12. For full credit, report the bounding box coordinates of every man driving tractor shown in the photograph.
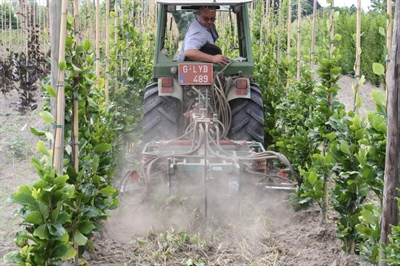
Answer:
[177,6,231,67]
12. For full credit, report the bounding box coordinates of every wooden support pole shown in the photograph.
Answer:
[286,0,292,88]
[329,0,335,57]
[53,0,68,174]
[296,0,301,81]
[379,2,400,265]
[105,0,110,105]
[276,0,282,64]
[114,0,118,93]
[287,0,292,58]
[72,0,80,172]
[95,0,100,78]
[310,0,317,67]
[50,0,61,150]
[385,0,393,108]
[353,0,361,114]
[258,0,264,61]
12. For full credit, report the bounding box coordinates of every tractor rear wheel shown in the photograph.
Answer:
[143,83,182,143]
[228,83,264,143]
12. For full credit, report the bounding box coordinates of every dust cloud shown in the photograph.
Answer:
[103,169,294,246]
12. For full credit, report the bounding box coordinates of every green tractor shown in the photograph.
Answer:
[120,1,300,212]
[143,0,264,144]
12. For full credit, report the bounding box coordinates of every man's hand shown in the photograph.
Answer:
[212,54,231,67]
[184,49,231,67]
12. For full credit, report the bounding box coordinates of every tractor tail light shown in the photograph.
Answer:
[161,77,174,93]
[235,78,249,95]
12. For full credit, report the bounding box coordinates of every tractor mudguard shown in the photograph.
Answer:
[157,78,183,101]
[226,77,251,101]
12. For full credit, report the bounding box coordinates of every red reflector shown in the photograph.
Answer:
[235,79,248,89]
[236,88,248,95]
[162,86,174,93]
[162,77,173,87]
[161,78,174,93]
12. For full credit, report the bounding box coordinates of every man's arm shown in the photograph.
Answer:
[184,49,230,67]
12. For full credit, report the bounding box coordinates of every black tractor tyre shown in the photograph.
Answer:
[143,83,182,143]
[228,83,264,143]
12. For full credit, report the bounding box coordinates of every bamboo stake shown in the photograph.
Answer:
[1,4,3,51]
[72,0,80,173]
[296,0,301,81]
[258,0,264,61]
[323,0,335,226]
[265,0,270,45]
[385,0,393,109]
[269,0,274,35]
[72,2,80,263]
[1,4,4,61]
[105,0,110,105]
[287,0,292,58]
[310,0,317,67]
[120,0,124,77]
[50,0,61,135]
[86,0,91,40]
[47,0,50,30]
[8,0,12,54]
[114,0,118,93]
[353,0,361,114]
[53,0,67,174]
[277,0,282,65]
[95,0,100,78]
[286,0,292,88]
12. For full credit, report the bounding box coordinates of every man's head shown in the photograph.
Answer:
[198,6,216,29]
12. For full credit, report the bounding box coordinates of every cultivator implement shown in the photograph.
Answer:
[119,110,301,217]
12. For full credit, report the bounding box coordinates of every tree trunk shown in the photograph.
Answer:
[379,0,400,265]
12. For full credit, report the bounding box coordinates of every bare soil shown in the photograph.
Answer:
[0,76,381,265]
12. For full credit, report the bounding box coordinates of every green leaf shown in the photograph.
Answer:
[37,140,50,156]
[372,90,386,108]
[45,85,57,97]
[359,209,376,225]
[78,221,96,234]
[50,244,76,259]
[333,34,342,41]
[34,224,50,240]
[355,92,362,108]
[25,211,44,225]
[86,54,93,64]
[97,78,105,88]
[379,26,385,36]
[100,186,117,196]
[8,191,37,207]
[308,171,318,185]
[93,143,111,153]
[49,224,68,238]
[54,175,69,186]
[71,63,82,72]
[67,13,74,24]
[339,140,351,155]
[74,230,88,246]
[59,61,67,71]
[40,111,55,124]
[373,63,385,76]
[3,252,23,263]
[55,213,70,225]
[330,67,341,75]
[65,36,74,48]
[83,39,91,51]
[30,126,46,137]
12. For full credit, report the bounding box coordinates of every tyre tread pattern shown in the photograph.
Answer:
[228,83,264,143]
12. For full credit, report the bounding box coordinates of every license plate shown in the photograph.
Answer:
[178,63,213,85]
